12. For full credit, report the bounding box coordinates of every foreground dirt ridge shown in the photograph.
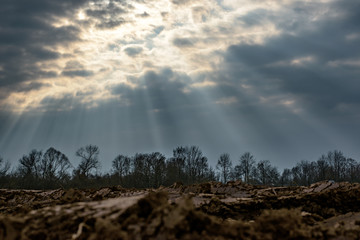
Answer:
[1,181,360,239]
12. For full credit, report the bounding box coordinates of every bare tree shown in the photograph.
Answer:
[235,152,256,184]
[314,150,359,183]
[256,160,279,185]
[112,155,131,184]
[0,155,10,176]
[206,166,218,182]
[316,155,330,181]
[75,145,100,177]
[298,160,313,186]
[169,147,187,183]
[168,146,210,184]
[280,168,292,186]
[18,149,42,178]
[197,155,209,182]
[291,165,301,185]
[184,146,208,184]
[132,153,146,188]
[166,158,185,185]
[149,152,166,188]
[40,147,72,181]
[0,156,10,177]
[327,150,346,181]
[172,146,187,167]
[346,158,358,182]
[216,153,232,183]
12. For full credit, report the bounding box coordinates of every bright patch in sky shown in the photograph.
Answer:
[0,0,360,170]
[1,0,285,112]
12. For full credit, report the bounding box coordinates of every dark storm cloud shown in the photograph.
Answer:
[0,0,133,98]
[0,44,61,88]
[222,0,360,118]
[124,47,143,56]
[0,0,88,95]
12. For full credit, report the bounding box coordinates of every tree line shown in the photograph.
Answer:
[216,150,360,186]
[0,145,215,189]
[0,146,359,189]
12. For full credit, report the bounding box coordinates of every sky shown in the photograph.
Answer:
[0,0,360,172]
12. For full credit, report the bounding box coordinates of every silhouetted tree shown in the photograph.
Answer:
[18,149,42,179]
[0,155,10,188]
[40,147,72,183]
[172,146,187,171]
[235,152,256,184]
[166,159,184,185]
[216,153,232,183]
[16,149,42,188]
[3,146,360,190]
[327,150,346,181]
[316,155,330,182]
[0,155,10,176]
[165,147,186,185]
[112,154,131,185]
[132,153,147,188]
[346,158,358,182]
[280,168,292,186]
[149,152,166,188]
[196,155,209,182]
[291,165,301,185]
[184,146,208,184]
[256,160,279,185]
[297,160,313,186]
[75,145,100,178]
[206,166,218,182]
[166,146,212,184]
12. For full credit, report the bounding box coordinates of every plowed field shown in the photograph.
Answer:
[1,181,360,239]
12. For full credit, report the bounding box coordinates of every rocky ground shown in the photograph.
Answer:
[1,180,360,239]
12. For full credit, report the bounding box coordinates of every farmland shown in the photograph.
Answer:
[1,180,360,239]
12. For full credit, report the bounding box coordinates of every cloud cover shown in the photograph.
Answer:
[0,0,360,170]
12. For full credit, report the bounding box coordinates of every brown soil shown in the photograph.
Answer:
[1,180,360,239]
